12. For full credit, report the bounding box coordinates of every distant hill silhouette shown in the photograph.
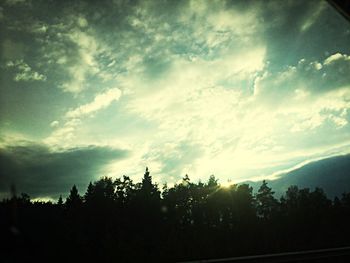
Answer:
[244,154,350,198]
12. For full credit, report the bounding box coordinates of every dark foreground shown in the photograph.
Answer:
[1,170,350,262]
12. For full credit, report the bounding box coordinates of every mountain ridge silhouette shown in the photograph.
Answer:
[242,154,350,198]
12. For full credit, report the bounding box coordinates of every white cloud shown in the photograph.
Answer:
[30,22,48,34]
[62,65,87,93]
[330,115,348,128]
[14,71,46,82]
[181,0,259,36]
[300,2,326,32]
[117,50,350,183]
[6,60,46,82]
[50,121,59,128]
[324,53,350,65]
[254,54,350,105]
[77,16,88,28]
[115,45,268,182]
[66,88,122,118]
[45,88,122,146]
[60,30,102,93]
[44,118,82,146]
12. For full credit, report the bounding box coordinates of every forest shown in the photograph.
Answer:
[1,167,350,262]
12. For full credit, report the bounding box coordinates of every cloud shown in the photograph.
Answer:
[50,121,59,128]
[254,53,350,102]
[45,88,122,146]
[6,60,46,82]
[60,29,101,93]
[324,53,350,65]
[2,9,106,94]
[97,1,349,184]
[114,46,265,182]
[1,0,349,188]
[255,0,344,68]
[300,2,326,32]
[120,52,350,183]
[250,55,350,148]
[44,119,81,146]
[77,16,88,28]
[66,88,122,118]
[0,141,129,199]
[30,21,48,34]
[177,0,261,50]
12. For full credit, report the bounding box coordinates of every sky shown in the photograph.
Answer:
[1,0,350,199]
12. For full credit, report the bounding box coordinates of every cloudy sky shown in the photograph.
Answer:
[1,0,350,199]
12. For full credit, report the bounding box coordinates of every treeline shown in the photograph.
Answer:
[1,168,350,262]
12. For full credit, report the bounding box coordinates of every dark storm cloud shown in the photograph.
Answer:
[0,142,129,199]
[257,0,350,69]
[222,0,349,71]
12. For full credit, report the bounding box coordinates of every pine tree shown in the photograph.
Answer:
[84,182,94,203]
[141,167,160,198]
[256,180,278,219]
[66,185,82,210]
[57,195,63,207]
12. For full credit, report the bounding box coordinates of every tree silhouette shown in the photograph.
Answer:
[256,180,278,219]
[57,195,63,208]
[1,168,350,262]
[65,185,82,209]
[84,182,94,203]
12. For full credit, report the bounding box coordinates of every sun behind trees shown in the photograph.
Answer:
[1,168,350,262]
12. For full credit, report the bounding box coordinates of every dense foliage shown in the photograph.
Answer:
[1,168,350,262]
